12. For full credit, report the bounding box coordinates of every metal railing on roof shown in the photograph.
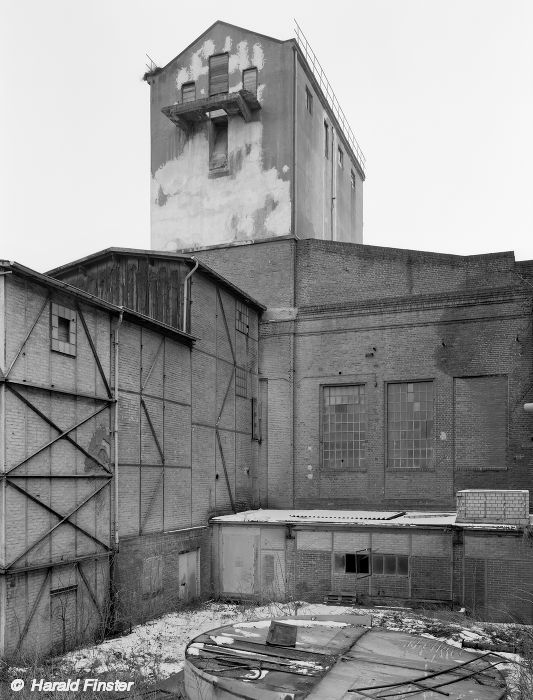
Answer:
[294,20,366,172]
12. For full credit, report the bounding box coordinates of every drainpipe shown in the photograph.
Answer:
[114,308,124,550]
[182,257,199,333]
[331,129,336,240]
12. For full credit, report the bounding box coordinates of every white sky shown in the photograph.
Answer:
[1,0,532,272]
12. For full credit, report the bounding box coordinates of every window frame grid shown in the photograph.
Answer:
[386,379,435,470]
[235,300,249,334]
[321,383,367,471]
[235,366,248,398]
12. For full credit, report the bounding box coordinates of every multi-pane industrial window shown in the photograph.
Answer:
[335,552,409,576]
[387,381,434,469]
[351,170,356,189]
[338,147,344,168]
[236,300,249,334]
[324,121,329,157]
[51,303,77,356]
[243,67,258,95]
[372,553,409,576]
[181,82,196,103]
[209,53,229,96]
[322,385,366,469]
[235,367,247,398]
[306,86,313,114]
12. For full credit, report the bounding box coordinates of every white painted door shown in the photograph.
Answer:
[221,527,258,596]
[179,549,200,604]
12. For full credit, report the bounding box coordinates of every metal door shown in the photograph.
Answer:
[179,549,200,604]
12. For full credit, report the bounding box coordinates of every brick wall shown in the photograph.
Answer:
[294,551,331,602]
[115,528,211,625]
[189,238,533,511]
[457,490,530,525]
[454,377,508,471]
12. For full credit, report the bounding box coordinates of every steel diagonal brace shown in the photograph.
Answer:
[6,384,112,474]
[216,288,236,365]
[140,397,165,463]
[139,467,165,534]
[15,568,51,653]
[76,303,113,398]
[141,337,164,392]
[2,294,50,379]
[5,480,112,570]
[215,429,236,514]
[76,561,103,619]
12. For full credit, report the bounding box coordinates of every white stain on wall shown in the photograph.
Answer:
[223,36,232,53]
[151,121,291,251]
[176,38,264,94]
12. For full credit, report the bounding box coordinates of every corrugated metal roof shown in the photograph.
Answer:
[210,509,528,531]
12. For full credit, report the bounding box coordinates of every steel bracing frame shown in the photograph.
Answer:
[0,296,116,652]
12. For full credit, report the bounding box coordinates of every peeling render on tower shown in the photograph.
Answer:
[146,21,365,251]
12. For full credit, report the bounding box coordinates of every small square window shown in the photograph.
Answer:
[338,147,344,168]
[306,87,313,114]
[57,316,70,343]
[51,303,77,356]
[343,552,370,575]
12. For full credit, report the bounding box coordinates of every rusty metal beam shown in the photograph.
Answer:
[216,366,235,425]
[215,428,236,514]
[216,288,236,365]
[3,294,50,379]
[76,561,103,620]
[7,385,112,474]
[76,303,113,399]
[140,397,165,464]
[15,568,51,653]
[5,480,112,570]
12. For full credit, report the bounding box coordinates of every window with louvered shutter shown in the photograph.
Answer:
[242,67,258,95]
[209,53,229,96]
[181,82,196,103]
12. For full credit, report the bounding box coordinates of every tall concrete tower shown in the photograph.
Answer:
[145,21,365,251]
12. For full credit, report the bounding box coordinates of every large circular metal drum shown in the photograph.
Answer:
[183,613,507,699]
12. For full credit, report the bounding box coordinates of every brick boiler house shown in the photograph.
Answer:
[1,21,533,657]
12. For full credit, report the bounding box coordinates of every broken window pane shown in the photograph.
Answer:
[322,385,366,469]
[387,381,434,469]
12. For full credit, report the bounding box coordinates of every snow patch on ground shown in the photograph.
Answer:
[7,601,528,697]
